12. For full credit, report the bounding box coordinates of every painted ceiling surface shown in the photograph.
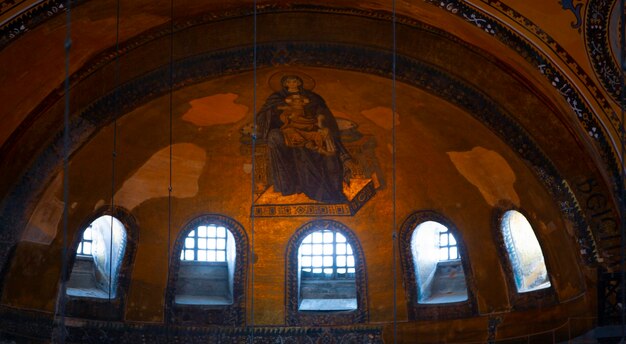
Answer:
[0,0,622,341]
[0,0,623,262]
[2,66,587,325]
[0,1,621,189]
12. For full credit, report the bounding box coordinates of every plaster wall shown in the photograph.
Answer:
[1,68,590,339]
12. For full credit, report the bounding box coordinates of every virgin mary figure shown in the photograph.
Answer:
[257,74,352,203]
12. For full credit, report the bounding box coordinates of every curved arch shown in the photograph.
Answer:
[492,206,557,309]
[0,6,613,277]
[501,210,550,292]
[1,39,598,267]
[585,0,623,105]
[60,205,138,320]
[285,220,368,326]
[165,213,248,326]
[398,210,477,320]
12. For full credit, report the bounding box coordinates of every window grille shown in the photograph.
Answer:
[438,227,459,261]
[76,225,94,256]
[299,229,355,280]
[180,225,228,262]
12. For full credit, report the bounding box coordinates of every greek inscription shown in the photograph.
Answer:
[575,178,618,238]
[586,193,606,211]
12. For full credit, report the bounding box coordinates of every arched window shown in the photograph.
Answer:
[67,215,127,299]
[400,211,476,320]
[500,210,550,293]
[167,215,247,326]
[62,207,137,320]
[175,224,236,305]
[286,220,368,326]
[411,221,467,304]
[298,229,356,311]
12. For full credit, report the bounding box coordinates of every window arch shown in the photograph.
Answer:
[166,214,247,326]
[62,206,137,320]
[298,229,357,311]
[285,220,368,326]
[67,215,126,299]
[411,221,467,304]
[500,209,551,293]
[399,211,476,320]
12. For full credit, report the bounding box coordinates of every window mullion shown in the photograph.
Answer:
[224,233,228,261]
[332,231,337,280]
[194,230,198,261]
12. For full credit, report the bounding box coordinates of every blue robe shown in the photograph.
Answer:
[257,88,350,203]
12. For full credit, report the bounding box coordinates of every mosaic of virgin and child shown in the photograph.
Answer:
[256,74,355,203]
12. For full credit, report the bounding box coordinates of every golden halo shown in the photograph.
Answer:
[268,70,316,92]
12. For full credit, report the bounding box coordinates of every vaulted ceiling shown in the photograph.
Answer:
[1,0,622,266]
[0,0,623,341]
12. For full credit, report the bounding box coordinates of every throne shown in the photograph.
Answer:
[240,118,380,217]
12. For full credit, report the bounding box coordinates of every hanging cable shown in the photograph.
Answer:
[109,0,121,303]
[618,0,626,343]
[250,0,258,338]
[391,0,398,342]
[55,0,72,343]
[166,0,174,338]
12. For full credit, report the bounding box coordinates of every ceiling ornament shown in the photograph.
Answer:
[586,0,624,107]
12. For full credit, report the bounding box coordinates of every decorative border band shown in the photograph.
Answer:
[0,306,383,343]
[0,4,620,193]
[0,42,598,271]
[586,0,623,106]
[425,0,621,196]
[253,180,376,217]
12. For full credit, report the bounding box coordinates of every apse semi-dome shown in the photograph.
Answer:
[0,1,621,343]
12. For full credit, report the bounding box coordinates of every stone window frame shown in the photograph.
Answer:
[492,205,557,310]
[399,210,477,320]
[60,205,138,320]
[165,214,248,326]
[285,220,368,326]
